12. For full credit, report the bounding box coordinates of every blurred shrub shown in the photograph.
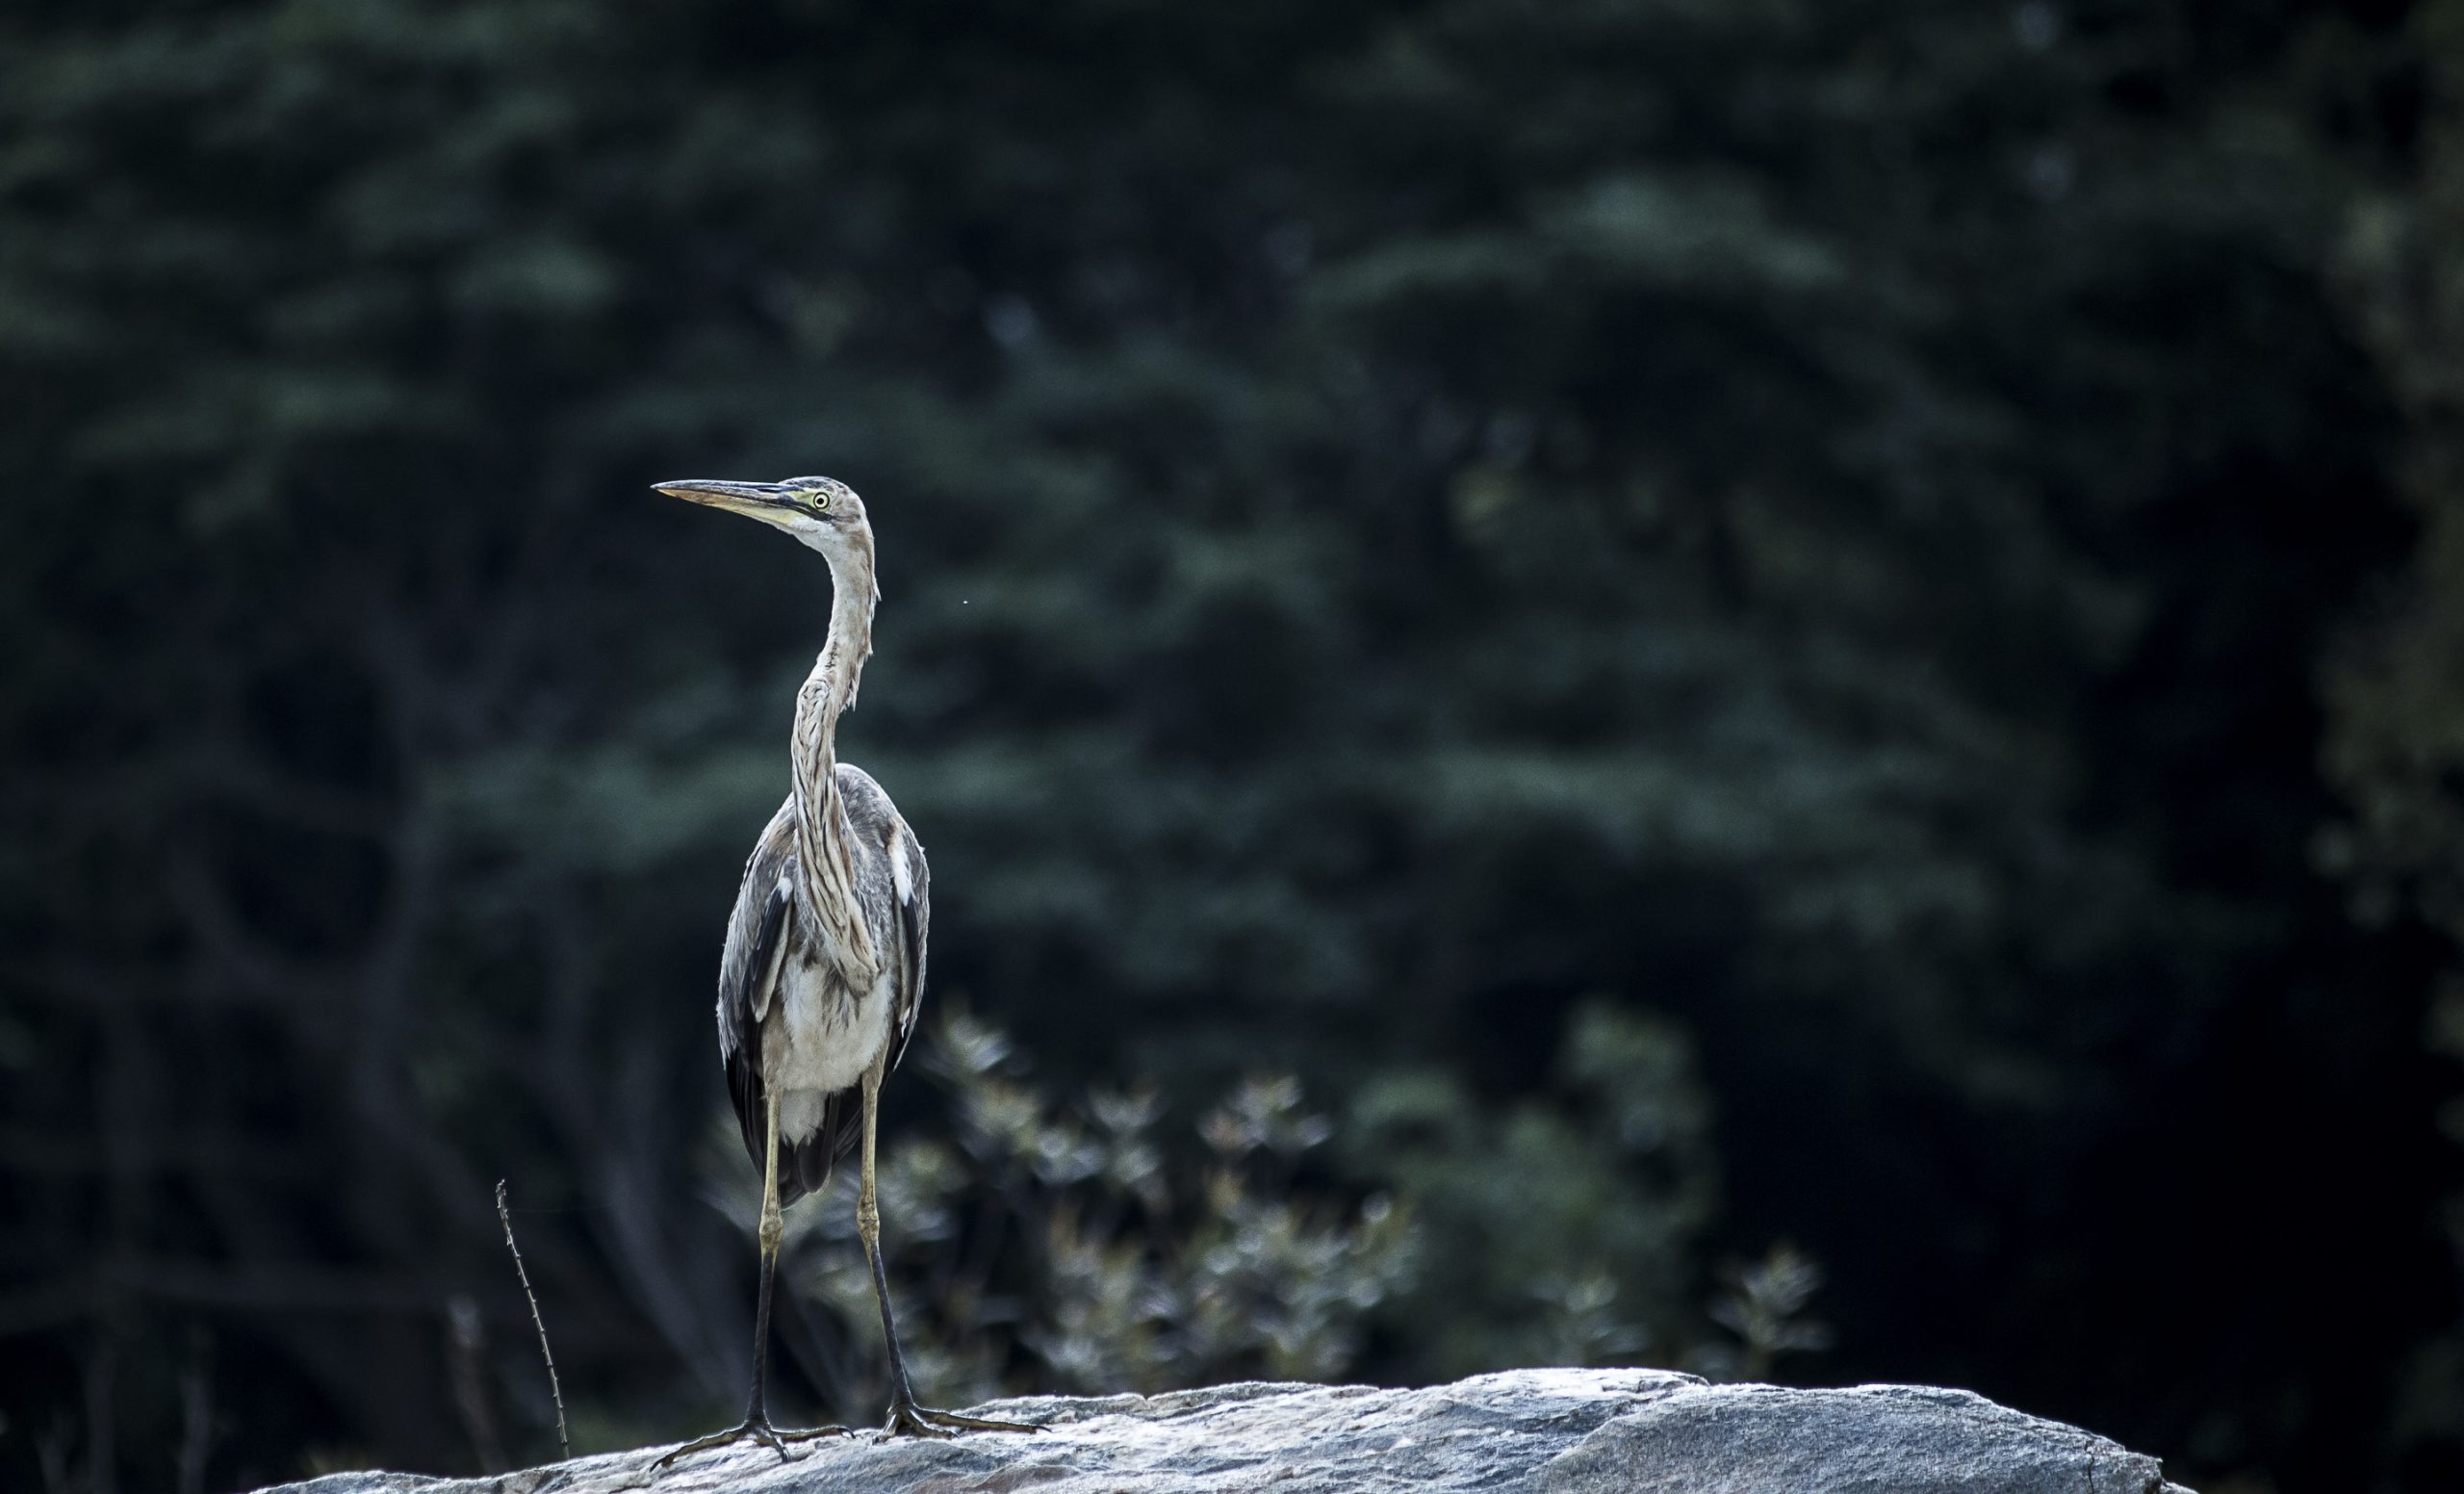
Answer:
[702,1001,1820,1418]
[730,1011,1414,1409]
[1694,1244,1835,1383]
[1343,1000,1718,1377]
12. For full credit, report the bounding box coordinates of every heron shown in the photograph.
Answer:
[650,475,1037,1459]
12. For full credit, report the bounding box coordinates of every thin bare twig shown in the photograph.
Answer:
[496,1180,570,1461]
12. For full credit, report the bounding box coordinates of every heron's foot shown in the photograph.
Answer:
[876,1399,1041,1441]
[654,1416,854,1467]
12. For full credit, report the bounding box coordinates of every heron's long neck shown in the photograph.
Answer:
[790,552,881,977]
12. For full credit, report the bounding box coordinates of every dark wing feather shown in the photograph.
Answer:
[890,822,929,1074]
[719,803,797,1181]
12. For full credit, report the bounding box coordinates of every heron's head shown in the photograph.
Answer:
[654,475,872,570]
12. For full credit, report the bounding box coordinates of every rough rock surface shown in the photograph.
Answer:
[258,1368,2195,1494]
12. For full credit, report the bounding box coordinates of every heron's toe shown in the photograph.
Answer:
[877,1401,1040,1440]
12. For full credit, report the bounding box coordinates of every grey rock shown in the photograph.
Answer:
[254,1368,2195,1494]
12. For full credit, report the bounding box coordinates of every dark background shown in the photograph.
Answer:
[7,2,2464,1491]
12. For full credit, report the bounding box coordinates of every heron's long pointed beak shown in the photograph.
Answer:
[654,478,799,516]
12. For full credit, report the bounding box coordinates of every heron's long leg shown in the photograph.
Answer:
[860,1053,1040,1440]
[745,1089,788,1422]
[655,1091,849,1466]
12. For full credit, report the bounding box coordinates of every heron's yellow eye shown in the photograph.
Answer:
[807,490,833,514]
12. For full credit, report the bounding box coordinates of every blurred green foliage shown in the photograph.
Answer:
[760,1012,1416,1407]
[0,3,2454,1494]
[710,1005,1805,1422]
[1346,1001,1717,1378]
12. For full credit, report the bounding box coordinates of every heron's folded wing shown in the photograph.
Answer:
[718,808,799,1174]
[889,821,930,1074]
